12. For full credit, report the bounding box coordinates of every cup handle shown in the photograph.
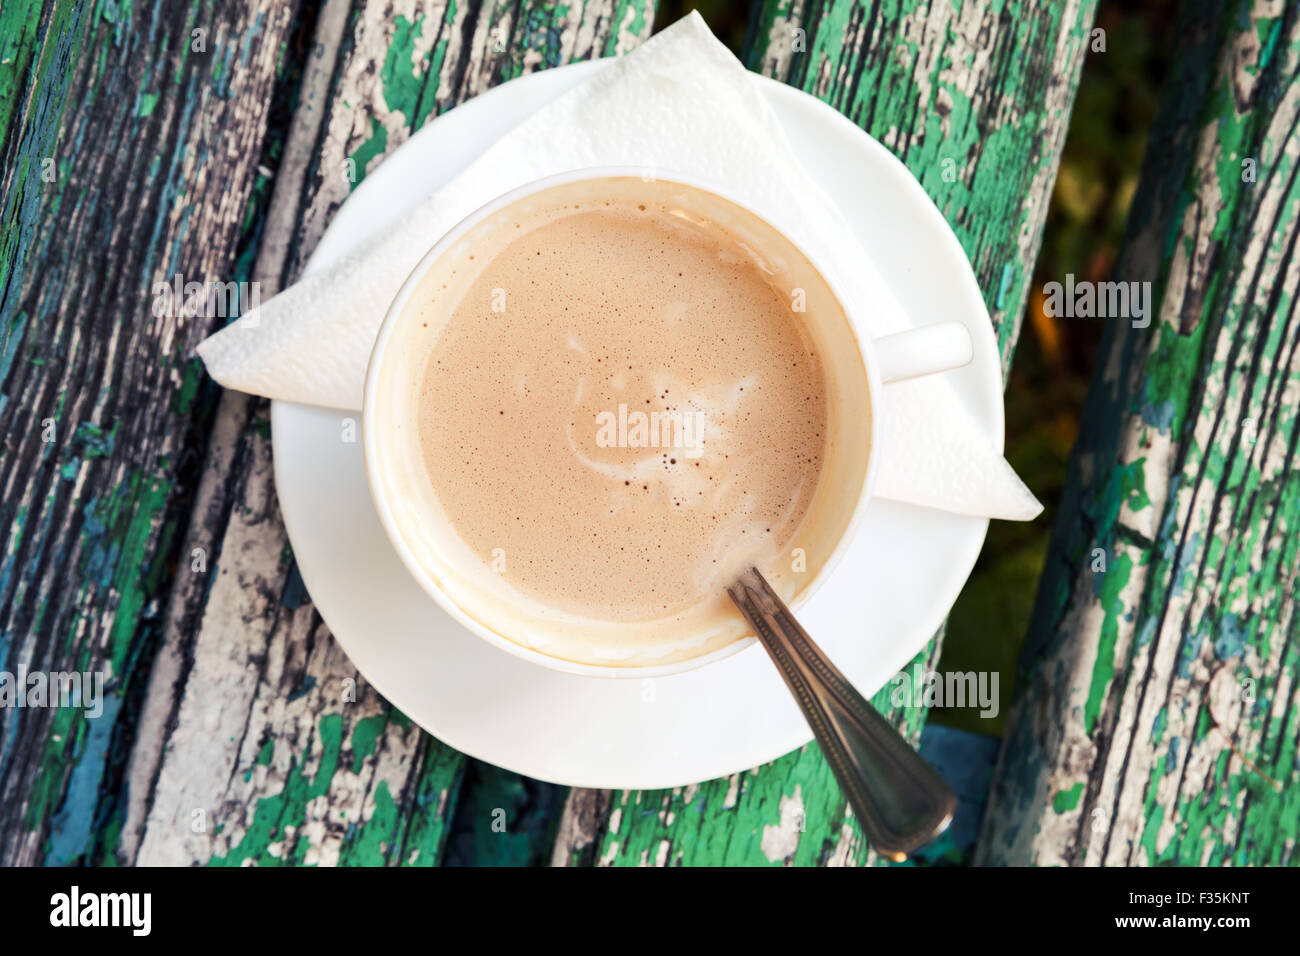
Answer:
[872,321,974,384]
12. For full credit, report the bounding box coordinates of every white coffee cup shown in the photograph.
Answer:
[363,168,972,678]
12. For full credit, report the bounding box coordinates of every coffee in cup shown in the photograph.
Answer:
[367,173,874,669]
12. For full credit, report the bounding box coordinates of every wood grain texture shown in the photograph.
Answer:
[553,0,1097,867]
[0,0,651,867]
[977,0,1300,866]
[124,0,653,867]
[0,0,309,868]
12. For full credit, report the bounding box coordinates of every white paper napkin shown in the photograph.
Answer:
[197,12,1041,521]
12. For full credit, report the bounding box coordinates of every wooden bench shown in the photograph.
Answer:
[13,0,1273,867]
[978,0,1300,867]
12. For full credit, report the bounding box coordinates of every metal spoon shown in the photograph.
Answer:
[727,565,956,860]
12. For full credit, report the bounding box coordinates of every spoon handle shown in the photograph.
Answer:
[727,566,956,861]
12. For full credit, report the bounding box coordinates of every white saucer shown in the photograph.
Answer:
[271,61,1000,789]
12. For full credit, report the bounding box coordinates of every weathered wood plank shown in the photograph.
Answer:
[0,0,45,157]
[553,0,1097,866]
[120,0,654,866]
[977,0,1300,867]
[0,0,309,868]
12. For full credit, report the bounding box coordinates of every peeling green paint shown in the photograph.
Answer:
[348,116,387,189]
[1052,782,1084,813]
[982,0,1300,867]
[349,714,386,773]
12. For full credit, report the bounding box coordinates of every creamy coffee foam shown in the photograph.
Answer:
[371,177,871,667]
[415,197,827,623]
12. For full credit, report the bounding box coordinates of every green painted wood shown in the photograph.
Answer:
[552,0,1098,867]
[0,0,652,867]
[124,0,654,867]
[0,0,45,157]
[0,0,312,868]
[977,0,1300,866]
